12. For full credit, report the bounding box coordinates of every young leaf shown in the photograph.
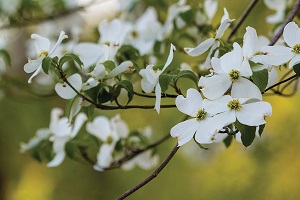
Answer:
[293,64,300,77]
[258,124,265,137]
[31,140,54,163]
[0,49,11,66]
[235,120,256,147]
[252,69,268,92]
[59,53,84,69]
[42,56,58,74]
[175,70,198,86]
[159,74,177,93]
[223,135,233,148]
[114,80,134,104]
[102,60,116,73]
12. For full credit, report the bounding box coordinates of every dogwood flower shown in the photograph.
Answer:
[263,0,292,24]
[253,22,300,68]
[20,128,51,153]
[47,108,87,167]
[24,31,68,83]
[170,88,230,146]
[139,43,175,113]
[203,95,272,127]
[199,43,262,100]
[184,8,232,57]
[55,73,82,99]
[86,114,129,171]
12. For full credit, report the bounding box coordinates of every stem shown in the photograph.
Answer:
[116,144,180,200]
[269,0,300,45]
[226,0,260,41]
[134,92,177,98]
[106,134,171,170]
[262,74,298,94]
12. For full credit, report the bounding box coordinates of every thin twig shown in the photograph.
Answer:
[134,92,177,98]
[262,74,298,94]
[116,143,180,200]
[105,134,171,170]
[269,0,300,45]
[226,0,260,41]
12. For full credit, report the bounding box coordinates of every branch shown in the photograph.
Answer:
[226,0,260,41]
[269,0,300,45]
[262,74,298,94]
[116,143,180,200]
[105,134,171,170]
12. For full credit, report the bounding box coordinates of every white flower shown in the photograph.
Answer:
[203,95,272,127]
[199,43,262,100]
[121,150,159,170]
[253,22,300,68]
[264,0,292,24]
[86,114,129,171]
[170,88,230,146]
[55,73,82,99]
[47,108,87,167]
[24,31,68,83]
[184,8,232,57]
[20,128,51,153]
[98,19,132,46]
[139,44,176,113]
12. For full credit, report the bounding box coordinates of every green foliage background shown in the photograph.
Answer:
[1,0,300,199]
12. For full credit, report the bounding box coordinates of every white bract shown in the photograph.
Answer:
[139,44,175,113]
[184,8,232,57]
[199,43,262,100]
[86,115,129,171]
[48,108,87,167]
[24,31,68,83]
[170,88,229,146]
[263,0,292,24]
[55,73,82,99]
[204,95,272,127]
[253,22,300,68]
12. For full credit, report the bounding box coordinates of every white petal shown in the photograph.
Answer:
[70,113,87,137]
[215,18,232,38]
[176,88,203,116]
[283,21,300,47]
[154,83,162,114]
[199,74,231,100]
[237,101,272,126]
[55,73,82,99]
[162,43,176,72]
[252,46,294,66]
[27,65,43,83]
[94,144,113,171]
[107,61,133,78]
[86,116,112,141]
[204,0,218,21]
[47,152,65,167]
[240,59,252,77]
[231,77,262,100]
[31,34,51,54]
[243,26,259,58]
[203,95,232,114]
[140,65,158,93]
[24,57,43,73]
[211,57,223,73]
[288,54,300,68]
[184,38,215,57]
[221,42,243,72]
[170,118,199,146]
[49,31,68,55]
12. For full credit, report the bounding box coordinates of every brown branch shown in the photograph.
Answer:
[262,74,298,94]
[269,0,300,45]
[226,0,260,41]
[116,143,180,200]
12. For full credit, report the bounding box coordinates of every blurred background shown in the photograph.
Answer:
[1,0,300,199]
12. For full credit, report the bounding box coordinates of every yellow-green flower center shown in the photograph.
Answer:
[196,109,206,121]
[208,30,217,38]
[132,30,139,38]
[229,69,240,81]
[106,135,113,144]
[227,99,242,111]
[36,50,48,59]
[292,43,300,53]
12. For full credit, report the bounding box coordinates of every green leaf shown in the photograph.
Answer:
[31,140,54,163]
[258,124,265,137]
[293,63,300,77]
[42,56,58,74]
[65,98,76,119]
[252,69,268,92]
[0,49,11,66]
[59,53,83,69]
[223,135,233,148]
[159,74,177,93]
[235,120,256,147]
[82,106,94,120]
[102,60,116,73]
[175,70,198,86]
[115,80,134,104]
